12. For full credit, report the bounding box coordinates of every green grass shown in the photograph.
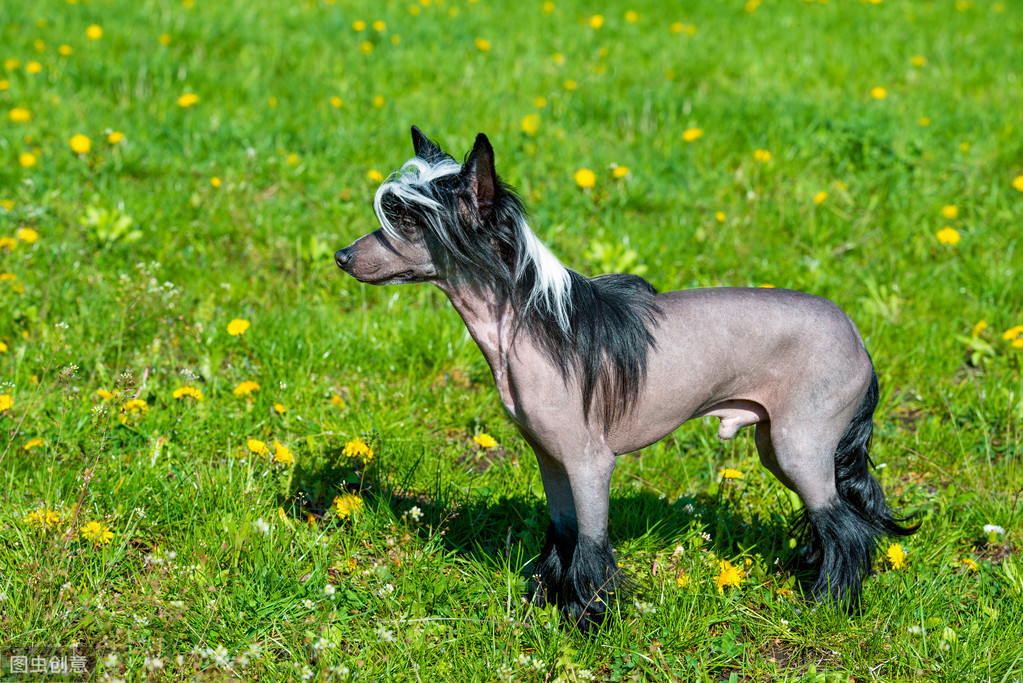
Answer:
[2,0,1023,680]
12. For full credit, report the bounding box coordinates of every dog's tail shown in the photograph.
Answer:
[798,365,919,605]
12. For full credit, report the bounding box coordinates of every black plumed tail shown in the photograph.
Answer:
[798,366,919,606]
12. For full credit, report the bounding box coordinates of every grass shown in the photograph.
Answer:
[2,0,1022,680]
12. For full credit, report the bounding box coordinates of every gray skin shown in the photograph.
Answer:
[335,220,873,557]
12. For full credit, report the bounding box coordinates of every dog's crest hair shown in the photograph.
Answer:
[373,128,661,425]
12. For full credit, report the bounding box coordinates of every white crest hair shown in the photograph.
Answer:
[373,155,573,332]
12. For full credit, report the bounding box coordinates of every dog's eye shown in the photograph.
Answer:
[397,218,419,234]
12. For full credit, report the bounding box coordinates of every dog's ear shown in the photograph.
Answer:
[411,126,442,160]
[460,133,498,216]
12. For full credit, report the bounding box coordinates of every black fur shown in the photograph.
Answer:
[530,523,627,632]
[378,130,662,428]
[796,367,918,605]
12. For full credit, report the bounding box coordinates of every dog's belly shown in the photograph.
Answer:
[694,400,768,439]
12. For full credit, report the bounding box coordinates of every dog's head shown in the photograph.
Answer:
[335,126,506,286]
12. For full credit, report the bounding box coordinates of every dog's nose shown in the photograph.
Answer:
[335,247,353,269]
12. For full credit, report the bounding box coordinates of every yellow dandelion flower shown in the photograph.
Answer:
[716,559,745,593]
[159,34,171,46]
[961,557,979,571]
[368,169,384,182]
[19,153,37,168]
[474,433,498,448]
[85,25,103,40]
[911,55,926,67]
[273,403,286,414]
[553,52,565,65]
[676,574,690,588]
[563,79,577,90]
[9,107,31,123]
[972,320,988,338]
[359,41,374,55]
[70,134,91,155]
[745,0,761,12]
[0,237,17,251]
[372,95,385,107]
[330,394,345,407]
[870,86,888,100]
[670,22,685,33]
[227,318,250,336]
[334,493,364,519]
[373,20,386,31]
[521,113,541,135]
[272,440,294,465]
[1012,176,1023,192]
[24,438,44,450]
[715,211,726,222]
[532,96,547,108]
[0,80,8,91]
[753,149,771,163]
[0,341,7,352]
[410,5,422,16]
[80,520,113,545]
[177,93,199,108]
[122,399,149,415]
[719,468,743,479]
[574,168,596,189]
[343,437,375,462]
[612,166,629,179]
[682,128,704,142]
[59,44,73,56]
[233,380,260,397]
[589,14,604,29]
[941,205,959,219]
[0,272,15,279]
[287,152,300,166]
[814,191,828,204]
[959,141,970,152]
[210,176,221,188]
[936,226,960,245]
[885,543,906,569]
[625,10,639,22]
[17,228,38,243]
[0,201,11,212]
[0,393,13,412]
[173,386,204,401]
[96,389,115,400]
[475,37,491,51]
[247,439,269,455]
[352,20,367,31]
[108,131,125,143]
[4,58,20,70]
[330,96,343,108]
[919,117,931,126]
[26,61,42,74]
[1002,326,1023,342]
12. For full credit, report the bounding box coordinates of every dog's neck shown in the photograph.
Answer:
[434,280,518,413]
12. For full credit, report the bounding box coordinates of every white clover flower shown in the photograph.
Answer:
[143,657,163,671]
[376,626,396,643]
[323,584,336,598]
[102,653,119,669]
[252,518,270,535]
[406,506,423,522]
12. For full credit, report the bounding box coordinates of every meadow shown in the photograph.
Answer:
[2,0,1023,680]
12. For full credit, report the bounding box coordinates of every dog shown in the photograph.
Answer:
[335,127,916,631]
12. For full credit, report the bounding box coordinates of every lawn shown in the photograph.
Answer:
[1,0,1022,680]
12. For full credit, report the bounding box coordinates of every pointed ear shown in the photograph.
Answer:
[411,126,442,160]
[460,133,498,215]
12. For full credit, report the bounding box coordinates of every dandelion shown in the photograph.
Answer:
[936,226,960,245]
[474,433,498,449]
[612,165,629,179]
[885,542,906,569]
[330,394,345,408]
[1009,175,1023,192]
[753,149,771,163]
[715,211,726,222]
[173,386,204,401]
[563,78,577,90]
[682,128,703,142]
[719,468,743,479]
[26,61,42,74]
[521,113,541,135]
[372,95,385,107]
[670,22,685,33]
[716,559,745,593]
[107,130,125,143]
[0,394,13,412]
[211,176,221,188]
[359,41,374,55]
[81,520,114,545]
[474,37,491,51]
[941,204,959,219]
[272,440,294,465]
[0,238,17,252]
[574,168,596,189]
[352,20,367,31]
[247,439,269,456]
[273,403,286,414]
[227,318,250,336]
[86,24,103,40]
[373,20,386,31]
[814,191,827,204]
[17,228,39,246]
[961,557,979,571]
[334,493,364,519]
[177,93,199,108]
[70,134,92,155]
[8,107,31,123]
[0,80,7,91]
[589,14,604,29]
[19,153,37,168]
[330,96,343,108]
[870,86,888,100]
[911,55,926,66]
[23,438,44,451]
[96,389,115,400]
[343,437,374,462]
[625,10,639,22]
[58,44,73,55]
[24,508,61,527]
[972,320,988,338]
[233,380,260,397]
[368,169,385,182]
[159,34,171,46]
[919,117,931,126]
